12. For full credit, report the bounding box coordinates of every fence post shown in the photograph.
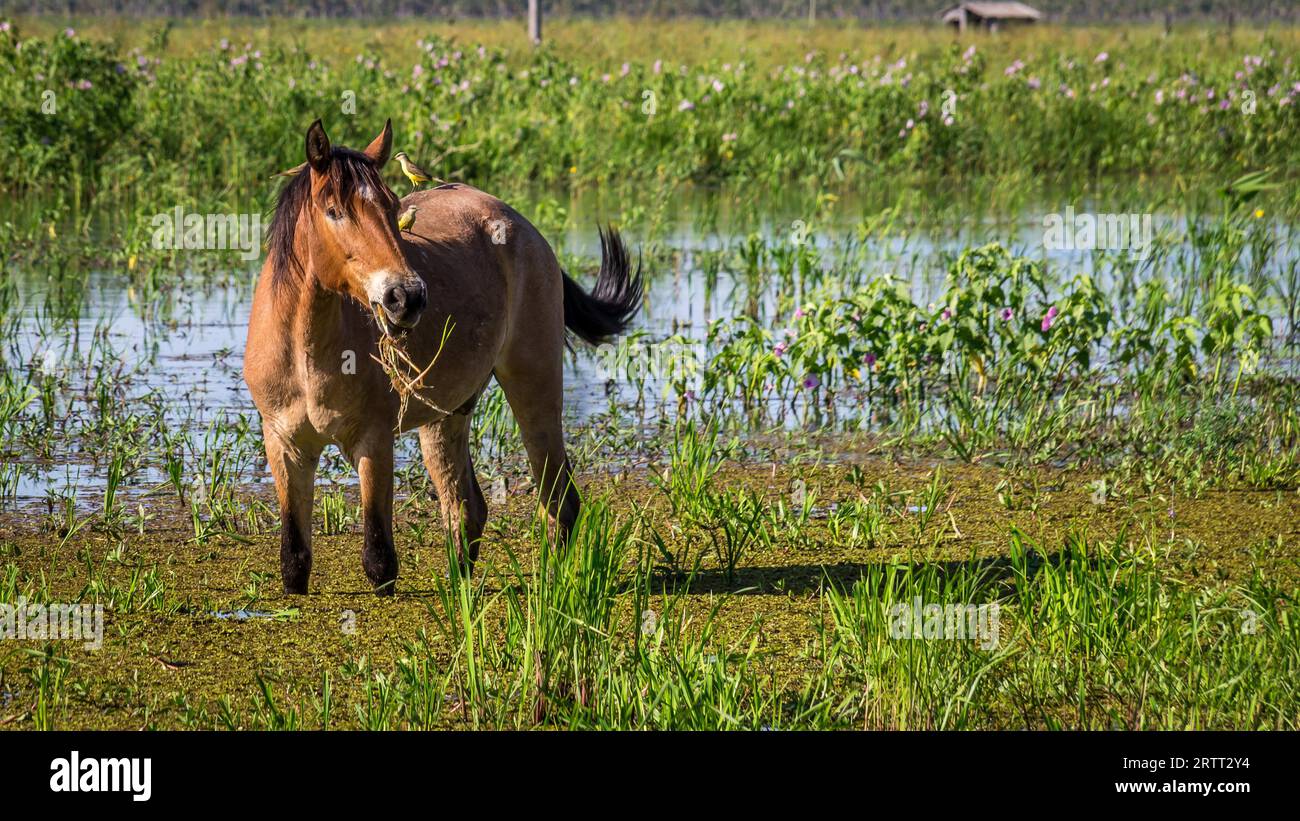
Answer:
[529,0,543,46]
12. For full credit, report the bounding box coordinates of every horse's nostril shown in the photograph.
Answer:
[383,285,407,312]
[407,283,427,313]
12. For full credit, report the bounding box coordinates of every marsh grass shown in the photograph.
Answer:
[1,17,1299,731]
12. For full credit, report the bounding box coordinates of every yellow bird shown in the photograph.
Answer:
[393,151,438,190]
[397,205,418,233]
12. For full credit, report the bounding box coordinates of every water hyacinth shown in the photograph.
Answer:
[0,27,1296,196]
[1042,305,1059,332]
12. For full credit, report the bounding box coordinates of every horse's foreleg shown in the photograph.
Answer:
[419,415,487,570]
[350,433,399,596]
[265,428,321,595]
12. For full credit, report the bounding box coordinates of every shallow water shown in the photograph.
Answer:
[3,185,1297,508]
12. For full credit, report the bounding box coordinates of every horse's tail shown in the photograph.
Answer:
[561,226,643,346]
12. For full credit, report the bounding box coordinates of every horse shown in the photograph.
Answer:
[243,119,642,596]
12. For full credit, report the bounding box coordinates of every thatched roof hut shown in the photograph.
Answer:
[940,2,1044,32]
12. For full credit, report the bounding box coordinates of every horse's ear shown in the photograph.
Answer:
[363,118,393,167]
[305,119,331,174]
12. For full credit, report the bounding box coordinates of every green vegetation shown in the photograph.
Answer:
[5,1,1295,23]
[0,19,1298,730]
[2,20,1298,198]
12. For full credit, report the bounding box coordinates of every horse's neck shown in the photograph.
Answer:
[290,267,348,365]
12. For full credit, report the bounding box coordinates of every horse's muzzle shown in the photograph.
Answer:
[377,278,427,330]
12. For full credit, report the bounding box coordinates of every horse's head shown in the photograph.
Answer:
[273,119,427,335]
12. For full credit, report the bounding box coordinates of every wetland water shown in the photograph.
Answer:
[3,185,1297,508]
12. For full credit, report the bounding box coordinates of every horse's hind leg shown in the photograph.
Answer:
[264,428,322,595]
[347,432,400,595]
[494,350,580,544]
[419,414,488,568]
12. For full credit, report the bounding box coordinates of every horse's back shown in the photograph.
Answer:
[401,183,545,253]
[399,183,564,344]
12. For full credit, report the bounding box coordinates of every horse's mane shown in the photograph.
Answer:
[268,147,392,295]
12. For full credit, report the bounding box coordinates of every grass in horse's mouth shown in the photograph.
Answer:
[370,302,403,340]
[370,313,457,428]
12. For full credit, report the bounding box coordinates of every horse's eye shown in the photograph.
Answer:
[326,205,342,221]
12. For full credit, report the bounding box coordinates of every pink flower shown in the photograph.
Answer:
[803,375,821,390]
[773,342,788,358]
[1041,305,1059,332]
[863,352,877,367]
[1000,307,1014,321]
[1095,51,1108,63]
[678,99,694,111]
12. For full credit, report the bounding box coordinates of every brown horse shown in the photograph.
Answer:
[244,119,642,595]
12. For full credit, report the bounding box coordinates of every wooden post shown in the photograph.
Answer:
[528,0,542,46]
[808,0,816,25]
